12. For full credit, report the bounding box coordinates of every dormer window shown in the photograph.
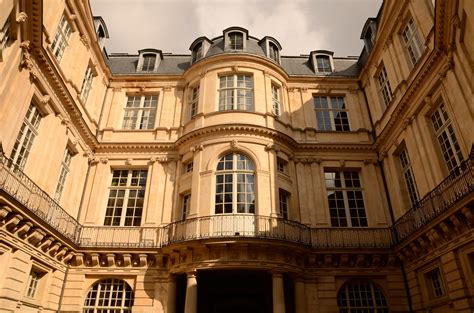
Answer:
[316,55,331,72]
[137,49,162,73]
[269,42,279,62]
[192,42,203,63]
[361,18,377,53]
[229,32,243,50]
[142,54,156,72]
[93,16,109,50]
[310,50,334,74]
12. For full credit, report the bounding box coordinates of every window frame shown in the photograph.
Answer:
[79,65,94,104]
[25,269,43,298]
[228,32,244,50]
[271,84,281,116]
[276,157,287,174]
[401,17,425,68]
[104,169,148,227]
[141,53,157,72]
[0,12,13,61]
[337,280,389,312]
[11,104,43,170]
[51,14,72,62]
[84,278,134,313]
[430,101,463,172]
[214,153,256,215]
[398,147,419,208]
[313,95,350,132]
[278,189,290,220]
[377,64,393,108]
[324,170,368,227]
[54,147,73,201]
[122,94,158,130]
[218,74,254,112]
[189,85,200,118]
[182,193,191,220]
[191,42,203,63]
[268,42,280,63]
[316,55,332,73]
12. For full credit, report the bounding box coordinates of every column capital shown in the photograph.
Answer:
[186,269,198,278]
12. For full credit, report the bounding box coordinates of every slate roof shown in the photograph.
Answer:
[107,36,360,77]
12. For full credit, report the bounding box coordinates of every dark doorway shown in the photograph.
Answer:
[197,270,273,313]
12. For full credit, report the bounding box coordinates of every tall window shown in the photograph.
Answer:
[189,85,199,118]
[0,16,11,59]
[377,65,393,107]
[399,148,419,207]
[325,170,367,227]
[80,65,94,103]
[431,102,463,172]
[218,74,253,111]
[182,193,191,220]
[11,104,42,170]
[426,269,445,298]
[337,281,388,313]
[122,95,158,130]
[278,189,290,220]
[402,17,424,67]
[26,270,42,298]
[54,148,73,201]
[215,153,255,214]
[271,84,281,116]
[269,42,279,62]
[229,32,243,50]
[51,14,72,62]
[313,96,350,131]
[141,54,156,72]
[84,279,134,313]
[192,42,203,63]
[316,55,332,72]
[104,170,147,226]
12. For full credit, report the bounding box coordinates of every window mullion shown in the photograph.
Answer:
[341,173,352,227]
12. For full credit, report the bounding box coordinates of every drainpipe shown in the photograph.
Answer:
[360,82,414,312]
[56,265,70,313]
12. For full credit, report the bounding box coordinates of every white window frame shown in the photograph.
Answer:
[84,278,134,312]
[122,95,158,130]
[402,17,424,67]
[313,96,350,131]
[426,268,445,298]
[51,14,72,62]
[229,32,243,50]
[11,104,42,170]
[184,161,193,173]
[325,170,367,227]
[278,189,290,220]
[80,65,94,104]
[399,147,419,208]
[430,102,463,172]
[338,281,388,312]
[104,169,148,226]
[189,85,199,118]
[218,74,254,111]
[182,193,191,220]
[316,55,332,72]
[271,84,281,116]
[25,270,42,298]
[215,153,256,214]
[276,157,287,174]
[141,54,156,72]
[268,42,279,63]
[192,42,203,63]
[377,65,393,108]
[54,148,73,201]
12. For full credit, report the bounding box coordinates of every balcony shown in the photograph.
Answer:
[5,149,471,251]
[393,150,473,241]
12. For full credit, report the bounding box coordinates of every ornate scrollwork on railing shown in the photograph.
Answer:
[393,150,473,241]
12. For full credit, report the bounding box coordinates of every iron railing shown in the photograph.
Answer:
[0,153,81,242]
[1,149,471,249]
[393,152,473,241]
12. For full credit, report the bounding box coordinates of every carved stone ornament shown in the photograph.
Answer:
[230,139,238,148]
[100,158,109,164]
[16,12,28,23]
[20,41,33,71]
[125,159,133,165]
[80,34,90,49]
[41,95,51,105]
[339,159,345,167]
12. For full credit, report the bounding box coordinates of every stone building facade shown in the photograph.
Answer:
[0,0,472,312]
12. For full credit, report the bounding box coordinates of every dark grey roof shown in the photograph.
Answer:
[107,36,360,77]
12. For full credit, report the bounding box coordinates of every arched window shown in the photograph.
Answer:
[215,153,255,214]
[84,278,134,313]
[337,280,388,313]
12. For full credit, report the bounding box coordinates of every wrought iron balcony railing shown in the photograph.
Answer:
[393,151,473,241]
[0,153,80,242]
[1,148,471,250]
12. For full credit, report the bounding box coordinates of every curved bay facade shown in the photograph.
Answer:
[0,1,473,312]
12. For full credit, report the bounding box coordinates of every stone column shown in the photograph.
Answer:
[272,272,286,313]
[295,277,306,313]
[167,275,177,313]
[184,270,198,313]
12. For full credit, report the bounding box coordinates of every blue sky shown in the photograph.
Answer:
[91,0,382,57]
